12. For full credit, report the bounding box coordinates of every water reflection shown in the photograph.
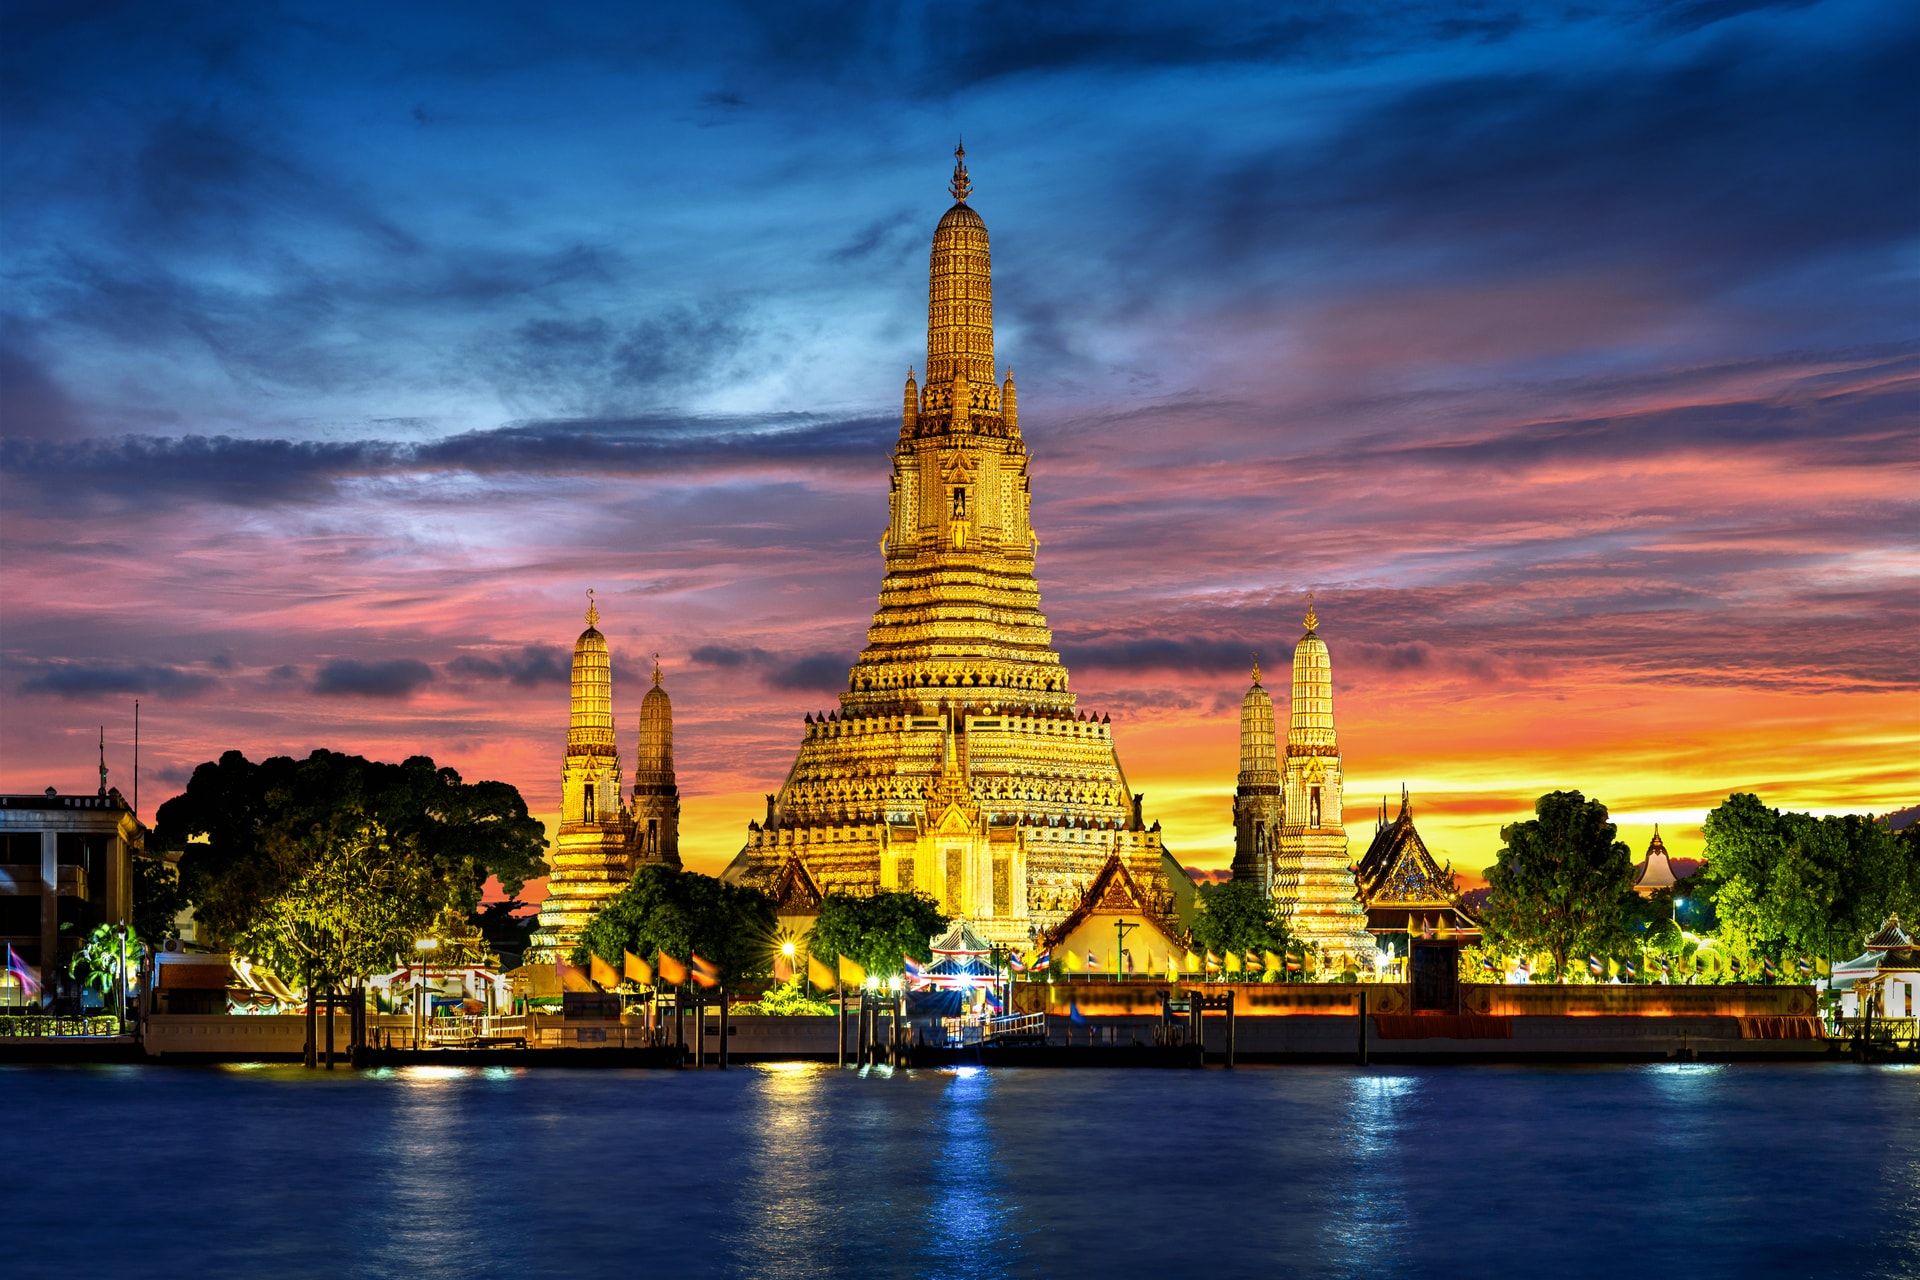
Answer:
[924,1065,1012,1280]
[1321,1072,1417,1268]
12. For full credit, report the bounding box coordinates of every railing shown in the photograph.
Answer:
[983,1012,1046,1043]
[1831,1017,1918,1050]
[0,1014,122,1037]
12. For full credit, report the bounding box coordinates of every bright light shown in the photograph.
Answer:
[414,938,438,952]
[864,975,878,990]
[781,941,796,959]
[887,975,902,992]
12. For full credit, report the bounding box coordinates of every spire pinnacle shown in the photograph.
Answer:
[1251,652,1261,685]
[652,653,663,687]
[98,725,107,797]
[1303,592,1318,634]
[585,588,599,629]
[948,139,972,203]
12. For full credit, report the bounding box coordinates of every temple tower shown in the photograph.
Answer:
[1230,659,1283,894]
[1272,598,1373,967]
[722,147,1188,945]
[529,592,633,963]
[631,657,681,869]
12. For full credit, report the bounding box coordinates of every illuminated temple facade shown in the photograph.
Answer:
[1232,602,1373,966]
[721,148,1192,947]
[528,595,681,963]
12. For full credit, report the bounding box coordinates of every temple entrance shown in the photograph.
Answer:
[1410,941,1460,1013]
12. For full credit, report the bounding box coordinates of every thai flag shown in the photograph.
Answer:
[1086,950,1100,973]
[1587,954,1603,976]
[903,955,926,979]
[983,989,1004,1014]
[1031,951,1052,972]
[1007,951,1028,972]
[4,944,39,999]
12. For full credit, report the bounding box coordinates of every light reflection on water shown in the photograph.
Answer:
[5,1063,1916,1279]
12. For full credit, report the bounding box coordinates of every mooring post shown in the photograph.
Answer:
[325,988,336,1069]
[1358,988,1369,1066]
[1225,991,1236,1069]
[837,984,847,1067]
[718,986,728,1070]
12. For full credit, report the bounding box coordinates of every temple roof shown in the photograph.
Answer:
[1038,853,1184,949]
[770,856,823,915]
[1354,795,1458,907]
[1865,915,1913,951]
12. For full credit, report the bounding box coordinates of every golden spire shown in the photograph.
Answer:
[1303,592,1317,634]
[585,587,599,630]
[949,139,971,202]
[652,653,663,687]
[1251,652,1262,685]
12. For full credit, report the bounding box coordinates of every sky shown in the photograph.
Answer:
[2,0,1916,893]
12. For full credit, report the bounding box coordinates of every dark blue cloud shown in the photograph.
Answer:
[311,658,435,698]
[447,647,570,687]
[15,661,218,699]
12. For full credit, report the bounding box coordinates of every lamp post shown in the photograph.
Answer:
[781,940,797,984]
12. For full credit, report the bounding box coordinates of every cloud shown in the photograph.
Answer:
[311,658,435,698]
[1057,637,1279,675]
[446,647,570,687]
[15,661,217,699]
[689,644,848,691]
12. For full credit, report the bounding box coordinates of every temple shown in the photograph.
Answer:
[1229,659,1282,895]
[1352,788,1478,937]
[528,594,681,963]
[722,146,1192,946]
[1270,599,1374,966]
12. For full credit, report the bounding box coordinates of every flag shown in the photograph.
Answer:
[1587,954,1603,977]
[4,945,39,999]
[1659,956,1671,976]
[1086,949,1100,973]
[657,953,689,986]
[1167,957,1180,983]
[1008,951,1028,972]
[625,951,653,985]
[1068,996,1087,1025]
[1031,950,1052,972]
[1406,915,1420,938]
[1244,950,1262,973]
[556,959,595,993]
[1204,951,1221,973]
[1185,950,1201,973]
[808,954,837,991]
[903,955,926,980]
[1815,957,1831,978]
[837,955,866,987]
[1795,957,1812,976]
[691,954,721,989]
[1623,959,1636,980]
[1481,955,1498,973]
[590,953,621,990]
[1062,948,1083,974]
[1728,956,1743,977]
[772,955,793,983]
[1516,956,1530,976]
[1223,951,1243,974]
[983,989,1004,1014]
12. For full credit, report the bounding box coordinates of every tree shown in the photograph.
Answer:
[154,749,546,963]
[1482,791,1634,981]
[1189,881,1289,962]
[575,866,776,983]
[132,856,186,943]
[1701,793,1917,964]
[807,891,949,980]
[237,816,438,991]
[67,923,142,999]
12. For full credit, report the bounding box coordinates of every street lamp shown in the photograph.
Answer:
[413,937,438,1047]
[781,940,797,982]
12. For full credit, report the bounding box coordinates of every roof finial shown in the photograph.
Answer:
[585,588,599,629]
[1251,651,1261,685]
[652,653,663,687]
[949,139,972,203]
[98,726,108,797]
[1303,591,1318,633]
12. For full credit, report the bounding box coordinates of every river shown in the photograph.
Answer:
[8,1062,1915,1278]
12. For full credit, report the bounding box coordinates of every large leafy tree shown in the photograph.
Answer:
[131,856,186,943]
[155,749,547,958]
[239,816,439,989]
[576,866,777,984]
[1701,793,1916,963]
[807,891,949,980]
[1483,790,1635,980]
[1189,881,1290,959]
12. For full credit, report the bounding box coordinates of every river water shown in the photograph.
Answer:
[8,1062,1915,1278]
